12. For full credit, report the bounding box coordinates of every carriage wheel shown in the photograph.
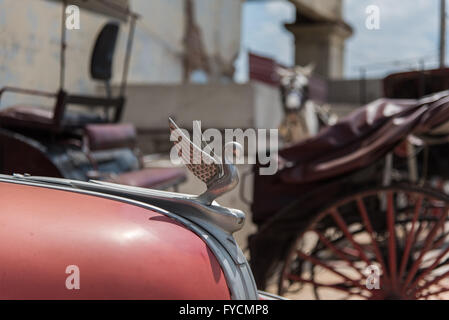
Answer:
[277,185,449,300]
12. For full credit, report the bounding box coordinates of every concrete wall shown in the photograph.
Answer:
[119,82,282,131]
[328,78,384,105]
[115,81,283,154]
[0,0,242,107]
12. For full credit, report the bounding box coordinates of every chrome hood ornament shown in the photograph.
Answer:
[169,118,241,206]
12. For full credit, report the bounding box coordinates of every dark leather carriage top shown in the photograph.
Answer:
[279,91,449,185]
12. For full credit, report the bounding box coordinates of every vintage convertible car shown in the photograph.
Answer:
[0,119,274,300]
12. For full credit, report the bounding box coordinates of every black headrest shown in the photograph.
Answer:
[90,22,120,81]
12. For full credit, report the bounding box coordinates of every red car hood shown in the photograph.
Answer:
[0,181,230,299]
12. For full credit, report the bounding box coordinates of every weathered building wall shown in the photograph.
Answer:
[119,82,282,131]
[0,0,242,107]
[328,78,383,105]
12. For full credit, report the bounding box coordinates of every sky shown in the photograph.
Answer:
[236,0,443,80]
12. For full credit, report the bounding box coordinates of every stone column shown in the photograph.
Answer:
[286,22,352,79]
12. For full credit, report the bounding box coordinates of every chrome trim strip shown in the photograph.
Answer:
[0,175,258,300]
[258,291,288,301]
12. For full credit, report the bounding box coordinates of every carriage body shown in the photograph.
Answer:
[0,2,186,190]
[248,87,449,299]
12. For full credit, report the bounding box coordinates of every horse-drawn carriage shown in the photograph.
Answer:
[0,0,186,191]
[246,67,449,299]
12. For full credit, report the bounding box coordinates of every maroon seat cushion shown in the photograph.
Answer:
[85,123,137,151]
[0,105,105,129]
[108,167,187,189]
[0,105,54,125]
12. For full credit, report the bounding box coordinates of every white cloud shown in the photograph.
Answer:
[265,1,295,21]
[344,0,440,78]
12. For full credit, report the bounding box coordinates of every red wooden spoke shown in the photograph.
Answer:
[402,206,449,293]
[408,210,449,294]
[341,247,362,258]
[411,219,425,250]
[356,197,390,283]
[398,195,423,280]
[314,230,366,279]
[295,250,366,291]
[286,274,370,299]
[428,209,448,251]
[386,192,398,289]
[411,268,449,297]
[409,249,449,294]
[329,208,371,266]
[417,287,449,300]
[429,228,448,251]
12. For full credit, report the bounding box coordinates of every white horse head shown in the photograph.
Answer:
[276,64,315,111]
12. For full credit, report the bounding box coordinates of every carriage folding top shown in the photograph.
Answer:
[279,91,449,185]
